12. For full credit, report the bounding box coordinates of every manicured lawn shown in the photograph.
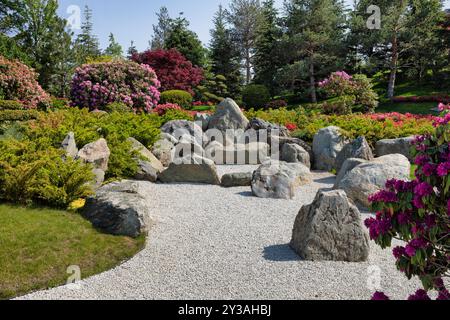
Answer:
[377,101,438,115]
[0,204,145,300]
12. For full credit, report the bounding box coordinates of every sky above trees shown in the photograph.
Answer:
[57,0,450,52]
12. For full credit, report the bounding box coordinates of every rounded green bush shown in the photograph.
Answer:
[0,100,24,110]
[160,90,193,110]
[242,84,270,110]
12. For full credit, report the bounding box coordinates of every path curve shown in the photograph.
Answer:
[20,165,420,300]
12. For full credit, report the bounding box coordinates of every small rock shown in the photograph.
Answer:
[61,132,78,158]
[221,172,253,188]
[207,98,249,132]
[77,138,110,171]
[127,137,164,173]
[281,143,311,168]
[135,160,158,183]
[152,139,174,167]
[375,137,415,161]
[290,190,370,262]
[246,118,290,137]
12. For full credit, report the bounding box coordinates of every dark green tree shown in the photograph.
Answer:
[127,40,138,59]
[209,5,243,97]
[151,6,172,50]
[104,33,123,57]
[74,5,101,65]
[253,0,283,95]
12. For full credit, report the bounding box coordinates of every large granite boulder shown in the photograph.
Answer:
[335,154,411,208]
[290,190,370,262]
[194,113,210,132]
[158,154,221,185]
[335,136,373,173]
[251,160,312,199]
[161,120,204,145]
[281,143,311,168]
[375,137,415,161]
[312,126,348,171]
[61,132,78,158]
[334,158,368,188]
[152,139,175,167]
[82,180,152,238]
[77,138,110,172]
[207,98,249,131]
[221,172,253,188]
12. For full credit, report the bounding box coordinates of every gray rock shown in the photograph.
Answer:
[251,160,312,199]
[194,113,210,132]
[335,136,373,173]
[158,155,221,185]
[160,132,178,144]
[375,137,415,161]
[161,120,204,145]
[313,126,348,171]
[127,137,164,173]
[77,138,111,171]
[207,98,249,131]
[335,154,411,208]
[205,142,269,165]
[281,143,311,168]
[221,172,253,188]
[272,136,313,161]
[135,160,158,183]
[92,168,105,189]
[290,190,370,262]
[152,139,174,167]
[334,158,368,188]
[83,180,152,238]
[61,132,78,158]
[246,118,290,137]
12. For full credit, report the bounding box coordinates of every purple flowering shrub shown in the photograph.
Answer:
[366,103,450,301]
[70,60,161,113]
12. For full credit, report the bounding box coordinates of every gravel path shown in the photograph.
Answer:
[19,165,421,300]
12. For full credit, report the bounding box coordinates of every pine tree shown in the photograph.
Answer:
[104,33,123,57]
[151,6,172,50]
[253,0,282,95]
[209,5,243,97]
[74,5,101,64]
[127,40,138,58]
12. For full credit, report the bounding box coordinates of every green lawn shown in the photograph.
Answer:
[0,204,145,300]
[377,101,438,115]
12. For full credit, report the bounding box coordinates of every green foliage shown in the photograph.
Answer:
[0,110,39,122]
[196,74,229,103]
[0,100,24,110]
[242,84,271,109]
[105,102,131,113]
[320,95,355,115]
[73,5,101,65]
[160,90,193,109]
[0,139,94,208]
[104,33,123,57]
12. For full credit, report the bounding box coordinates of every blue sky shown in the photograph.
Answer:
[57,0,450,52]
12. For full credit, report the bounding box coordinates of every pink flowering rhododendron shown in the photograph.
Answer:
[0,55,50,108]
[153,103,183,116]
[70,60,160,113]
[366,104,450,300]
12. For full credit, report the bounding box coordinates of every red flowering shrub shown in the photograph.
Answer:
[393,95,450,104]
[153,103,182,116]
[131,49,203,95]
[0,55,49,109]
[285,123,298,131]
[367,103,450,300]
[70,60,160,113]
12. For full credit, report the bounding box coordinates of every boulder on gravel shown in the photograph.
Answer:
[335,136,373,173]
[375,136,415,161]
[205,142,269,165]
[221,172,253,188]
[194,113,210,132]
[152,139,174,167]
[77,138,110,171]
[334,158,368,188]
[61,132,78,158]
[335,154,411,208]
[207,98,249,131]
[127,137,164,174]
[290,190,370,262]
[281,143,311,168]
[312,126,348,171]
[251,160,312,199]
[83,180,152,238]
[158,154,221,185]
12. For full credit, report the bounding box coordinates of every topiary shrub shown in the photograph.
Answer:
[0,56,50,109]
[242,84,271,110]
[366,103,450,300]
[131,48,204,95]
[160,90,193,109]
[70,60,161,113]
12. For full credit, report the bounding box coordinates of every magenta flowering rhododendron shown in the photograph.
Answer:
[0,55,50,108]
[70,60,161,113]
[366,104,450,301]
[318,71,354,96]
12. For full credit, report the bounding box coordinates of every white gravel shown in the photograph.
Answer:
[19,165,422,300]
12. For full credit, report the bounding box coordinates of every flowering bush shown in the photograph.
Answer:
[0,55,49,109]
[131,49,203,95]
[153,103,183,116]
[393,95,450,104]
[366,103,450,300]
[285,123,297,131]
[265,99,288,110]
[319,71,378,113]
[70,60,161,113]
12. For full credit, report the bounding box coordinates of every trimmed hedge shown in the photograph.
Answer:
[160,90,193,109]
